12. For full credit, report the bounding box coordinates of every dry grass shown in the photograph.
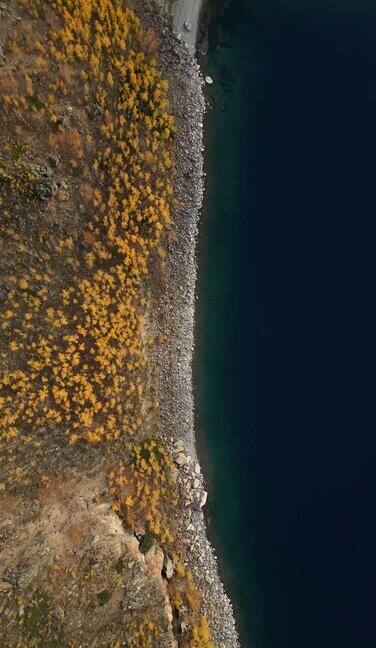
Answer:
[0,0,174,472]
[0,1,214,645]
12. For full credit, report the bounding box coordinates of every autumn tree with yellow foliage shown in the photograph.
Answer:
[0,0,174,449]
[0,1,215,646]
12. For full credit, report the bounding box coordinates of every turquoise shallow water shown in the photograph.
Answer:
[196,2,376,647]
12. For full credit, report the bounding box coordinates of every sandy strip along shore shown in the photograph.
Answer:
[171,0,203,55]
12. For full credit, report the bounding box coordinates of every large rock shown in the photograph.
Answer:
[163,556,175,580]
[173,440,184,453]
[145,544,164,578]
[199,490,208,509]
[175,452,188,466]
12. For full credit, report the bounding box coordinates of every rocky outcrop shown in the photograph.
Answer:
[0,474,177,647]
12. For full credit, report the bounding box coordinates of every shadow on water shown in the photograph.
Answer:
[195,1,376,647]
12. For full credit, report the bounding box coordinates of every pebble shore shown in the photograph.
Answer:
[141,3,241,646]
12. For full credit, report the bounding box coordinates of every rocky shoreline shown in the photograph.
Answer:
[0,0,240,644]
[142,3,241,646]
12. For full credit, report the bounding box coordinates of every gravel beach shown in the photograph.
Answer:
[142,3,241,646]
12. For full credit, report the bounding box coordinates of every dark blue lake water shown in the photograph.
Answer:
[196,2,376,647]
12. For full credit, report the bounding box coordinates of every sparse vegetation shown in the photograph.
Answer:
[108,437,177,543]
[188,617,215,648]
[0,0,174,455]
[97,589,112,605]
[0,0,215,646]
[124,618,160,647]
[139,532,155,554]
